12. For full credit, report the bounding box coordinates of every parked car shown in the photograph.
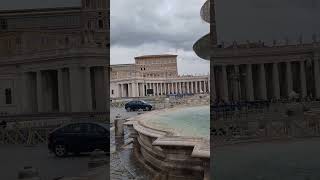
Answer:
[48,122,109,157]
[125,100,152,112]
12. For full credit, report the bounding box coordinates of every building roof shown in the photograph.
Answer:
[0,0,81,11]
[134,54,177,59]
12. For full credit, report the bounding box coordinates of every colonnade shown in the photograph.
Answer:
[20,66,107,113]
[117,79,210,98]
[212,57,320,102]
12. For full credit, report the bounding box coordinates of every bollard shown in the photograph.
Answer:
[18,166,41,180]
[88,150,107,169]
[115,114,121,119]
[114,118,125,137]
[137,108,144,115]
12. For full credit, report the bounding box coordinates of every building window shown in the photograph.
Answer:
[65,37,69,45]
[0,19,8,30]
[5,88,12,105]
[98,19,104,29]
[111,90,114,95]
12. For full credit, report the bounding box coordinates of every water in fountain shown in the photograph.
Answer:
[146,105,210,138]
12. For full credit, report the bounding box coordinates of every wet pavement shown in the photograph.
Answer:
[212,138,320,180]
[0,144,91,180]
[110,107,152,180]
[0,107,149,180]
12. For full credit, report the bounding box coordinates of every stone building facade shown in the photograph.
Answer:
[110,55,210,98]
[0,0,109,114]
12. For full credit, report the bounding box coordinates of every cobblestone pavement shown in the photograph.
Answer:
[0,144,91,180]
[110,107,152,180]
[110,151,135,180]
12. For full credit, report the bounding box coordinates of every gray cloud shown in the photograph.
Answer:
[111,0,208,51]
[111,0,209,74]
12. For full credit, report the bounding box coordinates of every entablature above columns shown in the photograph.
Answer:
[213,54,314,65]
[0,47,108,67]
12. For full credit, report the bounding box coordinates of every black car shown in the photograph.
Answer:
[48,122,109,157]
[124,100,152,111]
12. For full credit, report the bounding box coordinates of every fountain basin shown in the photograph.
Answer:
[125,105,210,180]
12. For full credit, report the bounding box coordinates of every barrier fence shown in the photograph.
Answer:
[0,112,108,145]
[211,101,320,146]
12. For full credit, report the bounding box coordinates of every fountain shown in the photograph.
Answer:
[125,105,210,180]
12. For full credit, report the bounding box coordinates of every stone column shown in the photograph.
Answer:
[159,83,162,96]
[234,65,240,100]
[36,71,44,112]
[164,83,167,95]
[131,83,136,97]
[314,55,320,98]
[272,63,280,99]
[245,64,254,101]
[121,84,125,97]
[191,81,194,93]
[195,81,198,94]
[187,82,190,93]
[154,83,159,96]
[118,84,121,97]
[286,62,293,96]
[175,82,178,94]
[128,83,132,97]
[222,65,229,101]
[300,61,307,98]
[84,67,92,111]
[259,64,267,100]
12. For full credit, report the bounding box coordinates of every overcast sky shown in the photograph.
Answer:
[215,0,320,45]
[110,0,209,75]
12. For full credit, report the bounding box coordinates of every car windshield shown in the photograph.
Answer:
[96,123,109,130]
[140,100,148,104]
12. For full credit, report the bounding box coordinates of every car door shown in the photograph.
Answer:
[62,123,83,152]
[137,101,144,109]
[78,123,91,152]
[88,123,109,151]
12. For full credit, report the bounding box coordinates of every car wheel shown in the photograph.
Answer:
[145,107,150,111]
[126,107,131,112]
[54,144,67,157]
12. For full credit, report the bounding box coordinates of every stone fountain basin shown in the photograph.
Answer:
[124,105,210,180]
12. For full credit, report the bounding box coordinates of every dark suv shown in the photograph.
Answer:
[48,122,109,157]
[125,100,152,111]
